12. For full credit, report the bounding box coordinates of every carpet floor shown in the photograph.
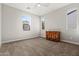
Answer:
[0,38,79,56]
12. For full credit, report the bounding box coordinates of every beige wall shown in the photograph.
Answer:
[2,3,79,45]
[2,4,40,43]
[0,4,1,46]
[41,4,79,45]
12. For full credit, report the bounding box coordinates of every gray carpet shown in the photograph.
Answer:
[0,38,79,56]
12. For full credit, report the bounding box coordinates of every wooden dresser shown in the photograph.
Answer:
[46,31,60,42]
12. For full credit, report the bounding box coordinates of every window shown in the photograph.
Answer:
[41,16,45,30]
[66,9,77,30]
[21,16,31,31]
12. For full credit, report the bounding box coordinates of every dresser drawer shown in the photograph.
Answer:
[46,31,60,42]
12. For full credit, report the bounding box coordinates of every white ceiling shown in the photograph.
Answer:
[4,3,70,16]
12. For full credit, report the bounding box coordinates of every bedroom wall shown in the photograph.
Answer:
[0,4,2,46]
[2,4,40,43]
[41,3,79,45]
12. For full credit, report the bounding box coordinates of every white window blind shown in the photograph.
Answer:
[67,10,77,30]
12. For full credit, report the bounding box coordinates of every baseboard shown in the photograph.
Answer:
[40,37,79,45]
[61,39,79,45]
[2,37,79,45]
[2,36,40,44]
[40,37,46,39]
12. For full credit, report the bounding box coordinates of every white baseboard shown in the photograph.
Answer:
[2,37,79,46]
[2,36,39,44]
[41,37,79,45]
[2,38,25,44]
[61,39,79,45]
